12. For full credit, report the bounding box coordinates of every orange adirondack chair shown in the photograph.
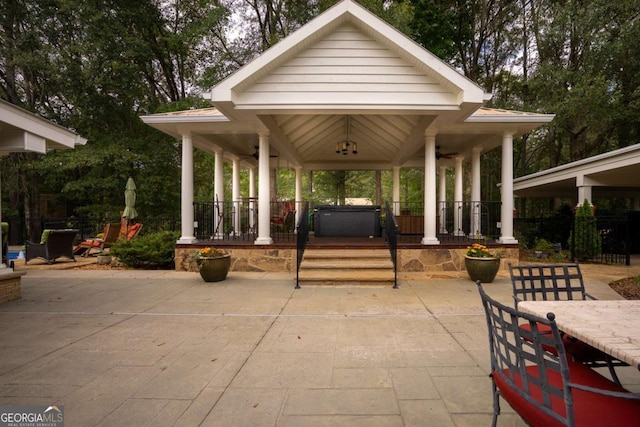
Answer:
[73,223,122,257]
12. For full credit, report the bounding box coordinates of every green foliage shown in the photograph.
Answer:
[569,200,602,261]
[3,0,640,225]
[110,231,180,269]
[533,238,554,253]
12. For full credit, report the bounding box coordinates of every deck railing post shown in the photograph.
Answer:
[295,202,310,289]
[384,202,399,289]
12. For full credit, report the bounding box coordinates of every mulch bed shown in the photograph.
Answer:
[609,277,640,300]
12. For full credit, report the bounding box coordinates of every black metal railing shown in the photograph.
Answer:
[193,199,258,241]
[193,200,302,243]
[390,200,502,243]
[295,202,310,289]
[384,202,399,289]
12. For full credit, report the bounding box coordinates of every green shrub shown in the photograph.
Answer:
[110,231,180,269]
[569,200,601,261]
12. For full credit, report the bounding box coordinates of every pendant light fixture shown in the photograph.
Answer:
[335,115,358,155]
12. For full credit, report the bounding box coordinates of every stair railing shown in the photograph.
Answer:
[295,202,310,289]
[384,202,399,289]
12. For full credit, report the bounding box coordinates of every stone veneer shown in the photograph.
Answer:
[399,247,519,273]
[175,247,295,273]
[175,247,518,273]
[0,271,26,305]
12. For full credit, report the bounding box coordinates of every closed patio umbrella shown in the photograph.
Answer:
[122,177,138,228]
[123,177,138,219]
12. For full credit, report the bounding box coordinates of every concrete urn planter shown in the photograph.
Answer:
[464,256,500,283]
[197,254,231,282]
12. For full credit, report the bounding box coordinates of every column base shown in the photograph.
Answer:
[177,236,198,244]
[453,230,466,237]
[421,237,440,245]
[254,237,274,245]
[470,233,484,240]
[498,236,518,244]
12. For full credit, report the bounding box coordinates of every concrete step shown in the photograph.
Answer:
[297,269,396,285]
[302,249,391,260]
[298,248,395,286]
[301,259,393,269]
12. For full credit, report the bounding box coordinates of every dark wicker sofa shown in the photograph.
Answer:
[25,229,78,264]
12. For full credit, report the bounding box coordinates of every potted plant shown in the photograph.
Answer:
[191,247,231,282]
[464,243,500,283]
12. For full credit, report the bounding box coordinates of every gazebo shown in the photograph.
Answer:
[142,0,554,274]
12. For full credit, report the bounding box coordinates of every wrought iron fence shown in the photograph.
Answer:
[3,216,180,245]
[515,214,632,265]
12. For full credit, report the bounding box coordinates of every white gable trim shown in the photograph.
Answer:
[0,100,87,154]
[211,0,484,113]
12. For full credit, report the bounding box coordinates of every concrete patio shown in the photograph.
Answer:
[0,261,639,426]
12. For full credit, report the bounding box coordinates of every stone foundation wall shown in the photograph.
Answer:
[174,247,518,273]
[398,247,519,273]
[0,271,25,305]
[175,248,295,273]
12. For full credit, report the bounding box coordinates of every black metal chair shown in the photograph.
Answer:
[509,262,625,384]
[476,280,640,427]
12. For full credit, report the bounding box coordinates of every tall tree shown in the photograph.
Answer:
[1,0,229,234]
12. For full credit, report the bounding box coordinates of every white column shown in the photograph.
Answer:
[422,133,439,245]
[453,156,465,236]
[249,167,256,232]
[577,186,592,207]
[393,166,400,215]
[232,158,240,235]
[470,146,483,239]
[498,133,517,244]
[256,132,273,245]
[178,133,196,243]
[214,149,225,238]
[295,166,302,227]
[576,175,593,206]
[438,165,448,234]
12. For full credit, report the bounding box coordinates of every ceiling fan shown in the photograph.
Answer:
[435,145,458,160]
[242,146,278,160]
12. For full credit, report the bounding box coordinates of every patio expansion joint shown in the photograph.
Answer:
[2,310,484,319]
[194,287,299,424]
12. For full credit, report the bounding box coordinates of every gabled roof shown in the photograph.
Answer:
[210,0,485,121]
[142,0,554,170]
[0,99,87,155]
